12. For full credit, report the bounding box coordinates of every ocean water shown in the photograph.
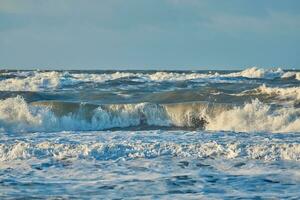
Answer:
[0,67,300,199]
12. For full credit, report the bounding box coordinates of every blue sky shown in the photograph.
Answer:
[0,0,299,70]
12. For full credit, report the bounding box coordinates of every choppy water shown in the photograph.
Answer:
[0,67,300,199]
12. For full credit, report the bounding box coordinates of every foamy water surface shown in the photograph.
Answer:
[0,67,300,198]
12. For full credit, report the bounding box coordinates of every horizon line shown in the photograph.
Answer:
[0,65,298,71]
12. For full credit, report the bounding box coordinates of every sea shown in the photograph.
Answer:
[0,67,300,199]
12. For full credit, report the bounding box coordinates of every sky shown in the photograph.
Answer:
[0,0,300,70]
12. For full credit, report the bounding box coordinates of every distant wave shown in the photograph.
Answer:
[254,84,300,101]
[0,71,135,91]
[225,67,284,79]
[231,84,300,102]
[0,71,63,91]
[0,67,299,91]
[1,96,299,133]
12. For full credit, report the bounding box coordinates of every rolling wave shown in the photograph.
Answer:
[1,96,299,133]
[254,84,300,101]
[0,67,299,91]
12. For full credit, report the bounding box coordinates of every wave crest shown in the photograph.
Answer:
[1,67,299,91]
[255,84,300,101]
[227,67,284,79]
[206,99,300,133]
[0,96,300,133]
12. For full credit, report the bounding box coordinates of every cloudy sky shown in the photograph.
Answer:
[0,0,299,70]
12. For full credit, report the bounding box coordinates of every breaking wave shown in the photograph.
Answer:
[0,71,136,91]
[0,71,64,91]
[226,67,285,79]
[0,96,299,133]
[0,67,299,91]
[281,71,300,80]
[226,67,299,80]
[206,99,300,133]
[254,84,300,101]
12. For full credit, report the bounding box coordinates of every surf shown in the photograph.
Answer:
[1,96,300,133]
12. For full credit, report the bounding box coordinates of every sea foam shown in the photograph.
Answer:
[1,136,300,162]
[255,84,300,101]
[206,99,300,133]
[0,67,298,92]
[226,67,284,79]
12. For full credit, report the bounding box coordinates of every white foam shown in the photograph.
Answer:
[147,68,299,82]
[0,68,298,91]
[72,72,137,83]
[0,96,171,132]
[281,71,300,80]
[226,67,284,79]
[206,99,300,133]
[148,72,219,81]
[1,139,299,161]
[0,71,139,91]
[0,71,70,91]
[0,96,52,132]
[255,84,300,101]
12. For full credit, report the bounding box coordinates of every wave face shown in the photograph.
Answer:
[1,96,300,133]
